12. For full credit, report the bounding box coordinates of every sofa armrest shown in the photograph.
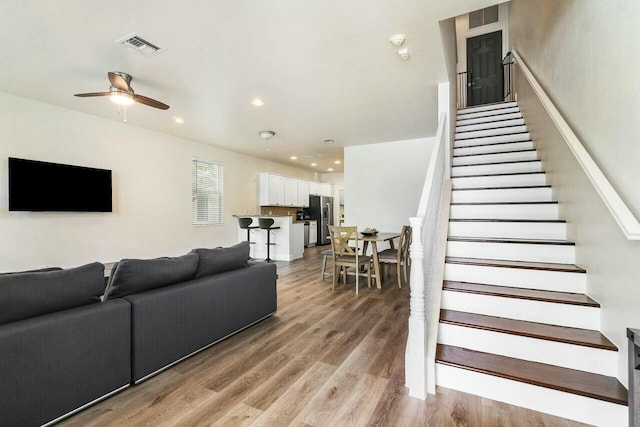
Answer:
[0,299,131,426]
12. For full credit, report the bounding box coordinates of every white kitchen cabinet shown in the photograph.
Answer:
[309,181,322,195]
[308,220,317,246]
[297,180,310,207]
[259,173,285,206]
[320,183,333,197]
[284,177,298,206]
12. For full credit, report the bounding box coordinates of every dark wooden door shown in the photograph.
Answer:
[467,31,503,106]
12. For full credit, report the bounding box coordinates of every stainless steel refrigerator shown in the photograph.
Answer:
[309,195,333,245]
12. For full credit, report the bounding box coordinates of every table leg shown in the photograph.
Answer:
[371,241,382,289]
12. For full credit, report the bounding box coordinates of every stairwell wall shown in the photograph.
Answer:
[510,1,640,385]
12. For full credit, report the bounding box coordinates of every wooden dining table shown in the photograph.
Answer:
[357,232,401,289]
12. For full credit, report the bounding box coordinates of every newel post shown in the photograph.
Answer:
[405,216,427,399]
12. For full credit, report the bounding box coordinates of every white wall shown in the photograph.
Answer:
[320,172,344,226]
[0,92,314,272]
[455,2,510,73]
[344,137,435,238]
[509,0,640,386]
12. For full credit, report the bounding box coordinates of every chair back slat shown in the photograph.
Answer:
[328,225,359,258]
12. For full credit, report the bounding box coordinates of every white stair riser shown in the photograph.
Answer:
[444,263,586,293]
[449,221,566,240]
[446,240,574,263]
[452,151,537,166]
[438,324,615,377]
[441,291,596,330]
[451,187,553,203]
[450,203,559,220]
[435,365,626,427]
[456,125,528,141]
[456,118,525,133]
[453,140,533,156]
[452,161,541,176]
[457,106,521,121]
[458,101,518,115]
[457,111,522,126]
[452,173,547,189]
[454,132,531,148]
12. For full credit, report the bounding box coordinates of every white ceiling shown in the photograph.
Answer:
[0,0,500,173]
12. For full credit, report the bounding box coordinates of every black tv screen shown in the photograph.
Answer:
[8,157,112,212]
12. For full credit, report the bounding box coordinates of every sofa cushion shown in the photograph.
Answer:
[104,253,199,299]
[0,262,105,325]
[191,242,250,278]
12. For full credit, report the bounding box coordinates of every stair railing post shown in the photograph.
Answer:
[405,216,427,399]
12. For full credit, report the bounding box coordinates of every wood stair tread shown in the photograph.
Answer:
[452,171,545,178]
[452,159,540,168]
[447,236,574,245]
[443,281,598,307]
[436,344,627,405]
[455,139,533,149]
[455,131,530,141]
[440,309,614,350]
[445,256,586,273]
[453,148,535,158]
[451,201,558,206]
[449,218,565,223]
[455,124,527,135]
[452,185,550,191]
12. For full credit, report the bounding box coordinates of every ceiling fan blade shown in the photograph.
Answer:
[133,94,170,110]
[108,72,130,91]
[74,92,111,97]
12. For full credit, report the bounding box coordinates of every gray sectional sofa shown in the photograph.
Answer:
[0,242,277,426]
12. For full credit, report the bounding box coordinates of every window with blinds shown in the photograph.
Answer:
[192,158,224,226]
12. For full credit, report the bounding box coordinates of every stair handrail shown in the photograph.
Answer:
[406,112,447,399]
[512,50,640,240]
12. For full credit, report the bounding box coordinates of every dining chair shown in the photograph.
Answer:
[328,225,371,294]
[377,225,412,288]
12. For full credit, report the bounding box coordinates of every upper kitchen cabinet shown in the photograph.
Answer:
[297,180,310,207]
[259,173,285,206]
[284,177,298,206]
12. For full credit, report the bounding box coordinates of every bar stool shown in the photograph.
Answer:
[238,217,259,244]
[258,218,280,262]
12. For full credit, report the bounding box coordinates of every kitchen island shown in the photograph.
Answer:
[235,215,304,261]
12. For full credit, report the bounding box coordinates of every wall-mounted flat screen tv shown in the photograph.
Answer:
[8,157,112,212]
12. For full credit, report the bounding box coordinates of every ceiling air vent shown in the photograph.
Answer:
[117,33,163,56]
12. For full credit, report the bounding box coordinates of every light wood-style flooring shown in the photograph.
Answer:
[61,246,589,426]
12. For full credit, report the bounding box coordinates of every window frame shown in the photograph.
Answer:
[191,157,224,226]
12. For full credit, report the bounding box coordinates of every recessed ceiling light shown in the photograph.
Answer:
[290,156,298,160]
[327,168,334,172]
[311,163,317,166]
[264,148,272,152]
[322,138,335,144]
[334,160,341,164]
[173,117,184,124]
[251,97,264,107]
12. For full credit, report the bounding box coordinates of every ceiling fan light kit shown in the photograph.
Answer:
[75,71,170,110]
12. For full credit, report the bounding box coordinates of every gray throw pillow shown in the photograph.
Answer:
[0,262,105,325]
[104,253,199,299]
[191,241,250,278]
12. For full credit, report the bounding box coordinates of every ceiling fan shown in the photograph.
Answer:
[74,72,170,110]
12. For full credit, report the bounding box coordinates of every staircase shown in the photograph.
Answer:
[435,101,628,426]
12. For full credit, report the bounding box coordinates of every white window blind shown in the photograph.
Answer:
[192,158,224,225]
